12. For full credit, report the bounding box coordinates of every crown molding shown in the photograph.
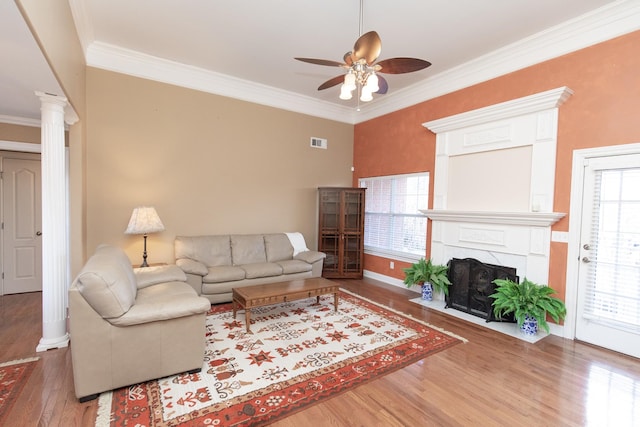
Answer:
[0,114,41,127]
[67,0,94,56]
[81,0,640,125]
[86,42,357,124]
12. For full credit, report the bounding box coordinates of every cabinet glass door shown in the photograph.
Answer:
[321,234,340,274]
[343,190,364,232]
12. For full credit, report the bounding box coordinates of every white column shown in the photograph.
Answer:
[36,92,70,352]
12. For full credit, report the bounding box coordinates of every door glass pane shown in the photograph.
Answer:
[584,168,640,333]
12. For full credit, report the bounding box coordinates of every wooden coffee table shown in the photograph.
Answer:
[232,277,339,332]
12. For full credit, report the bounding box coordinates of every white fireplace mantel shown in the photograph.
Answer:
[420,87,573,289]
[419,210,565,227]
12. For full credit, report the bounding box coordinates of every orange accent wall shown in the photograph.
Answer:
[353,30,640,297]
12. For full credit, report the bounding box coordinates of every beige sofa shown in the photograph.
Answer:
[175,233,326,303]
[68,244,211,401]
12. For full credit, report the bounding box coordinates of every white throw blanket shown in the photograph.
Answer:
[285,232,309,256]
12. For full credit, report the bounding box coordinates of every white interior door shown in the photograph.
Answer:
[575,153,640,358]
[1,156,42,294]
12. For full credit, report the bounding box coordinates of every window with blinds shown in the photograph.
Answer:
[358,173,429,261]
[583,168,640,334]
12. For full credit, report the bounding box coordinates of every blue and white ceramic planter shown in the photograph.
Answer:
[421,282,433,301]
[520,314,538,336]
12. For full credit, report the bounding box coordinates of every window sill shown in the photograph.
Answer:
[364,248,424,264]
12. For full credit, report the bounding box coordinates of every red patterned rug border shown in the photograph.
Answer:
[0,357,39,425]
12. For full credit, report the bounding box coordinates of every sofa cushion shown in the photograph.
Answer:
[109,282,211,326]
[264,233,294,262]
[277,259,313,274]
[202,281,237,295]
[74,244,137,319]
[175,235,232,267]
[231,235,267,265]
[203,266,246,283]
[241,262,283,279]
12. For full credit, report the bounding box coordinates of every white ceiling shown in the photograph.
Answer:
[2,0,639,126]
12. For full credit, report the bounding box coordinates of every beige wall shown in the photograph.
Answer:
[0,123,41,144]
[86,68,354,265]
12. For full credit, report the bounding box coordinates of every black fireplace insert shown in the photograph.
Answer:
[446,258,518,323]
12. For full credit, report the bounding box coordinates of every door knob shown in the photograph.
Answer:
[583,243,591,250]
[36,231,42,236]
[582,257,591,263]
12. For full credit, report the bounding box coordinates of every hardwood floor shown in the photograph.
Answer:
[1,278,639,426]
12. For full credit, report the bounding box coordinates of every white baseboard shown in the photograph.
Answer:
[363,269,413,291]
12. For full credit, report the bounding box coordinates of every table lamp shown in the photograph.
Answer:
[125,206,165,267]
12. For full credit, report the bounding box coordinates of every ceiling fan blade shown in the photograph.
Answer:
[376,75,389,94]
[294,57,345,67]
[351,31,382,65]
[376,57,431,74]
[318,75,345,91]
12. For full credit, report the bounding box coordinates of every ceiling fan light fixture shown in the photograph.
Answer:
[294,0,431,107]
[360,87,373,102]
[365,73,379,92]
[339,84,353,100]
[344,72,357,91]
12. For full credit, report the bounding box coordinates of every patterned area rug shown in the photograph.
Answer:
[0,357,39,424]
[96,289,465,426]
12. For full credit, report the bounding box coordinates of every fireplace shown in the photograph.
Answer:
[446,258,517,323]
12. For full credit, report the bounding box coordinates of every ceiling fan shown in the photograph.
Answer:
[295,20,431,103]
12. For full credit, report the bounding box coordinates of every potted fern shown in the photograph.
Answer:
[490,277,567,335]
[403,258,451,301]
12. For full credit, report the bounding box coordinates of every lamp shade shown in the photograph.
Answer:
[125,206,165,235]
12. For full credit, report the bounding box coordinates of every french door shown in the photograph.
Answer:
[575,153,640,358]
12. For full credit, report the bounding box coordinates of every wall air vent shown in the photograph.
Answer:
[310,137,328,149]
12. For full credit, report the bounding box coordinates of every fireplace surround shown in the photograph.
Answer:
[421,87,570,293]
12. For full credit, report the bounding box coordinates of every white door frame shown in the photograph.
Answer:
[0,140,70,296]
[565,142,640,339]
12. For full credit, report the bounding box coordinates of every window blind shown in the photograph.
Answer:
[359,173,429,260]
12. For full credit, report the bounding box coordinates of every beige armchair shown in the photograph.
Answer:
[69,244,211,401]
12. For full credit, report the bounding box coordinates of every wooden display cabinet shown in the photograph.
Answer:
[318,187,365,278]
